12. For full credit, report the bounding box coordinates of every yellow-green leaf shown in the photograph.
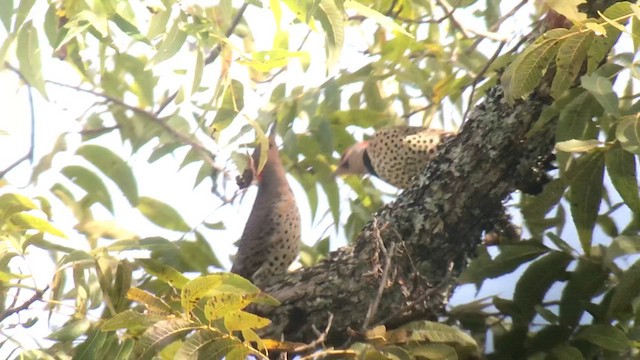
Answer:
[17,21,47,99]
[76,145,139,206]
[137,196,190,232]
[138,258,189,289]
[10,212,66,237]
[224,310,271,332]
[126,287,173,313]
[343,1,411,37]
[211,79,244,131]
[147,13,187,68]
[541,0,587,23]
[551,31,593,98]
[502,28,569,102]
[555,139,602,153]
[62,165,113,213]
[203,293,255,321]
[616,115,640,154]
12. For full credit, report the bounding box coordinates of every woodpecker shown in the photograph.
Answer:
[231,124,301,285]
[335,126,455,188]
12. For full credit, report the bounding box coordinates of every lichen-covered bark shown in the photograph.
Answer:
[258,0,624,347]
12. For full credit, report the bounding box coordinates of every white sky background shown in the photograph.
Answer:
[1,0,635,356]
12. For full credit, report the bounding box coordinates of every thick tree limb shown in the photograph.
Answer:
[258,0,623,347]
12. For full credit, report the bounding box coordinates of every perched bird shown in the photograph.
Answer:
[231,124,301,285]
[335,126,455,188]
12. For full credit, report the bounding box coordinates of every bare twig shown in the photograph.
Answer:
[0,285,50,323]
[155,2,249,117]
[462,40,506,123]
[465,0,529,55]
[0,66,36,179]
[378,271,453,326]
[45,79,228,175]
[293,313,334,353]
[362,218,395,330]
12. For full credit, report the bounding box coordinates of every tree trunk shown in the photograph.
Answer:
[259,0,624,347]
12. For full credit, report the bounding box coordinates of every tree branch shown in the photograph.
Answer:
[0,285,50,323]
[256,0,626,345]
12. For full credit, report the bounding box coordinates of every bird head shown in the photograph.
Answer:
[334,141,370,176]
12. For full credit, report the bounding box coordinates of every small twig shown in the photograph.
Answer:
[78,125,120,136]
[362,218,395,330]
[0,285,50,323]
[45,80,228,174]
[298,349,356,360]
[403,104,433,120]
[378,271,453,326]
[0,66,36,179]
[465,0,529,55]
[155,3,249,117]
[434,0,471,38]
[461,40,506,124]
[293,313,334,353]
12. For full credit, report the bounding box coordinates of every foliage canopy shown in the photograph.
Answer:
[2,0,640,358]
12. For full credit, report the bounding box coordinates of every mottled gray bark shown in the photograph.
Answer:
[259,0,623,347]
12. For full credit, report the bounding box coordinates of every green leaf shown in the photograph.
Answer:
[343,1,411,37]
[389,321,478,351]
[47,318,91,341]
[605,235,640,263]
[138,258,189,289]
[107,237,177,252]
[76,145,139,206]
[550,343,585,360]
[559,259,608,327]
[575,324,629,352]
[581,73,619,116]
[551,30,593,98]
[512,251,573,324]
[502,28,568,102]
[316,0,344,69]
[10,212,66,237]
[0,193,38,217]
[458,243,549,286]
[0,0,13,32]
[147,13,187,68]
[174,330,246,360]
[137,196,190,232]
[239,49,310,72]
[605,142,640,213]
[211,79,244,131]
[568,151,605,255]
[135,319,199,360]
[13,0,34,31]
[101,310,166,331]
[586,4,627,72]
[113,339,135,360]
[61,165,113,213]
[181,274,237,315]
[74,330,107,360]
[126,288,173,314]
[632,5,640,52]
[608,258,640,319]
[146,5,171,39]
[615,115,640,154]
[17,21,47,99]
